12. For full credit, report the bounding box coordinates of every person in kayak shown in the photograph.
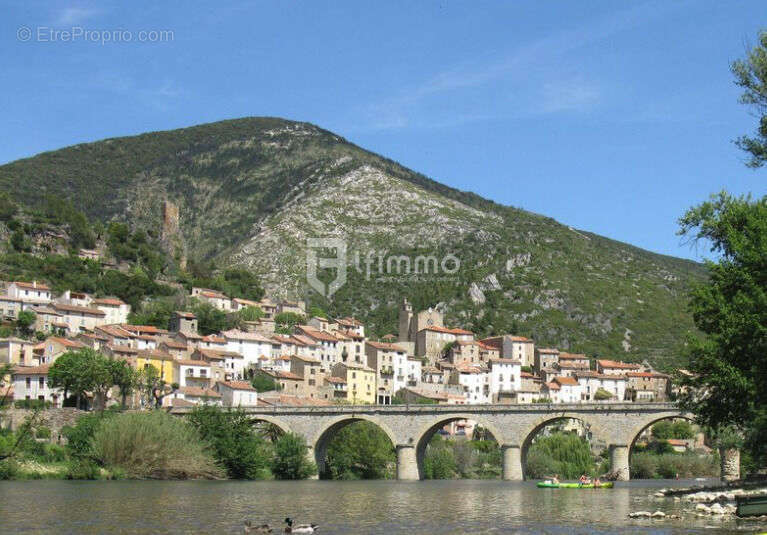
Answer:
[593,476,601,488]
[578,474,589,486]
[551,474,560,484]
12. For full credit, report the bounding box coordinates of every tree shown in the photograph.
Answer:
[0,192,17,221]
[274,312,304,334]
[593,388,613,401]
[238,306,264,322]
[678,192,767,466]
[251,373,281,393]
[48,348,113,411]
[191,301,228,335]
[271,432,316,479]
[15,311,35,337]
[139,365,177,408]
[188,405,272,479]
[324,422,395,479]
[108,360,137,408]
[732,30,767,168]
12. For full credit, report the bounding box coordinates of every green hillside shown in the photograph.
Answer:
[0,117,705,369]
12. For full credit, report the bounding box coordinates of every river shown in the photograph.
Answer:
[0,478,760,533]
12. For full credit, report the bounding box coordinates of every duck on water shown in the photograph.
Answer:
[243,518,318,533]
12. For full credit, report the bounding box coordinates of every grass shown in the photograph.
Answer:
[90,411,224,479]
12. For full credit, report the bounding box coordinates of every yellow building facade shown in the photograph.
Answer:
[332,361,376,404]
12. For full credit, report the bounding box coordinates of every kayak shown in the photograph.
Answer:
[537,481,614,489]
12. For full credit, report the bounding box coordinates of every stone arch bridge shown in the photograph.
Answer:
[171,402,695,481]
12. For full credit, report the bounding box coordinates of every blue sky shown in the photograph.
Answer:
[1,1,764,260]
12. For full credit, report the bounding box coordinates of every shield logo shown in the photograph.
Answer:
[306,238,347,297]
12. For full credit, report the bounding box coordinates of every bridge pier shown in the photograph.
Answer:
[396,445,419,481]
[610,445,630,481]
[719,448,740,481]
[306,446,319,479]
[501,445,523,481]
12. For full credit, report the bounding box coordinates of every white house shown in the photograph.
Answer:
[7,281,52,302]
[221,329,274,369]
[552,376,582,403]
[575,371,627,401]
[174,359,212,389]
[216,380,258,407]
[12,365,62,406]
[451,364,491,404]
[93,297,131,324]
[489,358,522,401]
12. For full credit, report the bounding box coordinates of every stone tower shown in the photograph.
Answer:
[398,298,413,342]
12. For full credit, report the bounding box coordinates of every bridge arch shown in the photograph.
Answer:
[519,412,605,481]
[624,412,696,452]
[414,414,506,480]
[248,415,293,441]
[310,415,398,478]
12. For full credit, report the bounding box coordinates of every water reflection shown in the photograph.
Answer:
[0,479,755,534]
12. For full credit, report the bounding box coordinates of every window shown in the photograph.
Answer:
[39,377,44,388]
[26,377,31,387]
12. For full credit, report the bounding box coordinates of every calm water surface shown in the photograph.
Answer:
[1,478,763,534]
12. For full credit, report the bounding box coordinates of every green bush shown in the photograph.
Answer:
[423,443,456,479]
[65,459,101,480]
[90,411,223,479]
[63,411,115,458]
[14,399,52,409]
[42,443,67,463]
[272,433,315,480]
[35,426,51,439]
[0,459,19,480]
[525,432,596,479]
[188,405,272,479]
[324,421,395,480]
[630,452,658,479]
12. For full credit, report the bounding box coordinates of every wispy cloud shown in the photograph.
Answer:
[358,0,684,131]
[54,6,100,25]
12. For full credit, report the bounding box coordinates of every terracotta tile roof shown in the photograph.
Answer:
[296,326,338,343]
[366,341,406,352]
[200,335,226,344]
[108,344,137,354]
[554,376,579,386]
[93,298,126,306]
[217,380,257,391]
[174,311,196,319]
[232,298,259,306]
[597,359,641,370]
[290,334,317,347]
[291,354,321,363]
[121,324,167,335]
[260,369,303,380]
[325,376,347,384]
[336,316,363,327]
[95,325,133,338]
[48,337,85,348]
[12,281,51,291]
[221,329,272,342]
[52,303,105,316]
[536,348,560,354]
[137,348,174,360]
[335,361,375,372]
[559,352,589,360]
[12,364,51,375]
[175,359,210,367]
[557,361,590,369]
[546,381,561,390]
[160,339,188,350]
[194,348,242,360]
[178,386,221,398]
[169,398,196,407]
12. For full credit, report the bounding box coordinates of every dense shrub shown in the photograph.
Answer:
[423,440,457,479]
[525,432,596,479]
[271,433,315,480]
[90,411,223,479]
[630,451,719,479]
[63,411,116,458]
[35,426,51,439]
[65,459,101,480]
[324,421,395,480]
[0,459,19,480]
[188,405,272,479]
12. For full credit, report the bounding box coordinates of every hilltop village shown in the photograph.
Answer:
[0,281,676,410]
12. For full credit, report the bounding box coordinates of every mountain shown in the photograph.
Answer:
[0,117,704,369]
